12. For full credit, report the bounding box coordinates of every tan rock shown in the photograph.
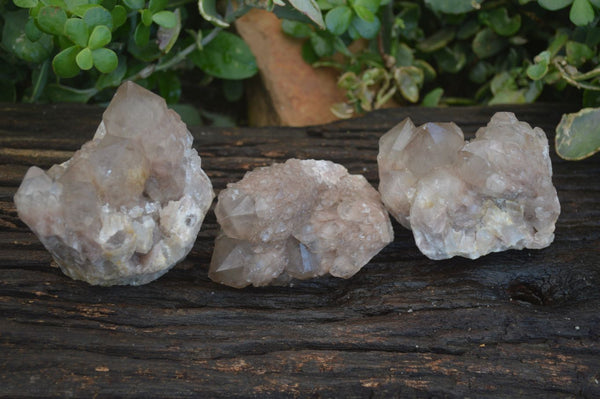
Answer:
[235,9,346,126]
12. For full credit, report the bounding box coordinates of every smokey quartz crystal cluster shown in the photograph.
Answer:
[14,82,214,285]
[378,112,560,260]
[209,159,394,288]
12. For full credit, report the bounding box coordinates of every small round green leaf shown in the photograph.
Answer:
[13,0,38,8]
[76,47,93,70]
[422,87,443,107]
[556,108,600,160]
[472,28,507,58]
[149,0,167,13]
[350,14,380,39]
[537,0,573,10]
[64,18,89,47]
[88,25,111,49]
[566,40,594,66]
[83,6,113,30]
[189,30,257,79]
[123,0,145,10]
[490,71,517,95]
[456,18,479,39]
[52,45,81,78]
[570,0,595,26]
[417,27,455,53]
[526,61,548,80]
[353,0,381,13]
[434,45,466,73]
[65,0,90,13]
[37,6,67,35]
[111,5,127,29]
[489,89,526,105]
[70,4,98,18]
[486,7,521,36]
[325,6,352,35]
[134,22,150,47]
[152,10,177,28]
[92,47,118,73]
[353,5,375,22]
[141,8,153,26]
[25,18,43,41]
[425,0,483,14]
[95,55,126,90]
[282,20,313,38]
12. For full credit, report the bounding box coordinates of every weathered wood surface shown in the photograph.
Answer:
[0,103,599,398]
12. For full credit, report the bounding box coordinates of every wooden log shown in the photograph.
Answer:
[1,102,599,398]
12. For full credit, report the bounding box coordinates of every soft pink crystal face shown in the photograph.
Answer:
[210,159,394,288]
[14,81,214,285]
[377,118,464,227]
[378,112,560,260]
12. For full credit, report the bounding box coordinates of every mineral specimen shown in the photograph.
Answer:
[209,159,393,288]
[14,82,214,285]
[378,112,560,260]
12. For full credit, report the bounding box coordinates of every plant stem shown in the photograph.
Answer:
[572,66,600,82]
[124,27,223,82]
[554,59,600,91]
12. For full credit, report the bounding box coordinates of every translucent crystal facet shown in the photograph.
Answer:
[14,82,214,285]
[209,159,394,288]
[378,112,560,260]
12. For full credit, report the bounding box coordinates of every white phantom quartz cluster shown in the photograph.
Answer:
[209,159,394,288]
[14,81,214,285]
[378,112,560,260]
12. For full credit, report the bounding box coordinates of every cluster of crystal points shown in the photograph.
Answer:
[209,159,394,288]
[378,112,560,260]
[14,82,214,285]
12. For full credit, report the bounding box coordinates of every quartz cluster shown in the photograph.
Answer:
[209,159,394,288]
[378,112,560,260]
[14,82,214,285]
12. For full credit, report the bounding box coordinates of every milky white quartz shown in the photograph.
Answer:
[209,159,394,288]
[378,112,560,260]
[14,81,214,285]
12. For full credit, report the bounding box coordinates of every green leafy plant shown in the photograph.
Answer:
[0,0,260,123]
[281,0,600,159]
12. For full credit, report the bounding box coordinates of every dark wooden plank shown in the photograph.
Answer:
[0,102,599,398]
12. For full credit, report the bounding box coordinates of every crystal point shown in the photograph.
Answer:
[14,81,214,285]
[378,112,560,260]
[209,159,393,288]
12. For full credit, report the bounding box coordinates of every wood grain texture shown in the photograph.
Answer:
[1,103,599,398]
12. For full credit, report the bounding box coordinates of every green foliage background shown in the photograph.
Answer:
[1,0,600,157]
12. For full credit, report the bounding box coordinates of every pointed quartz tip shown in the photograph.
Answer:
[377,112,560,260]
[209,158,394,288]
[13,81,215,286]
